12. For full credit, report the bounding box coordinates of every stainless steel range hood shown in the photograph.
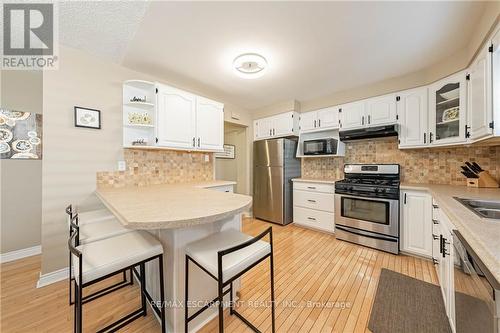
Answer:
[339,125,398,141]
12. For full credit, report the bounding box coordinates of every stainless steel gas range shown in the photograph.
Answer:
[334,164,400,254]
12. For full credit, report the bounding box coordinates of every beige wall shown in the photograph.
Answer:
[1,70,43,254]
[41,46,253,274]
[215,123,248,195]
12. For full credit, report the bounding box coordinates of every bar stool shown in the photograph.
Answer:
[66,204,134,305]
[184,227,275,333]
[68,214,166,333]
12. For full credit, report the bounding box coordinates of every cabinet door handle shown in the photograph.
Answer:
[307,186,316,189]
[314,120,317,128]
[198,137,200,147]
[193,137,196,147]
[432,219,439,225]
[307,199,316,203]
[318,119,321,127]
[368,115,371,124]
[432,234,439,240]
[362,116,365,125]
[439,235,443,254]
[429,132,433,143]
[404,193,407,204]
[269,129,272,136]
[432,258,438,265]
[423,132,426,144]
[273,128,275,136]
[432,204,439,209]
[307,217,316,221]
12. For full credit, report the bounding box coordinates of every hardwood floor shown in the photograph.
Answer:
[0,218,437,332]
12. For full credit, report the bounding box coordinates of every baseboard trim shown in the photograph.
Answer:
[0,245,41,264]
[37,267,69,288]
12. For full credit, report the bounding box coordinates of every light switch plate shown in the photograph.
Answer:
[204,154,210,162]
[117,160,126,171]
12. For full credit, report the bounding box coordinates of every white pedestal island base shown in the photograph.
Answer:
[145,214,242,333]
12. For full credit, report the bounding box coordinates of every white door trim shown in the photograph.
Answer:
[0,245,41,264]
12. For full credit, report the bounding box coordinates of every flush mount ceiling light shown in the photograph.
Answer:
[232,53,268,79]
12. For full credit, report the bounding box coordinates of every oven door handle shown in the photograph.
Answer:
[335,225,398,242]
[334,193,398,203]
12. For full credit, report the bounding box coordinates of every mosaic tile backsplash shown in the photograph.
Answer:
[97,148,213,188]
[302,137,500,185]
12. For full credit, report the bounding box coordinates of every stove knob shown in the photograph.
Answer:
[374,188,379,193]
[380,188,386,194]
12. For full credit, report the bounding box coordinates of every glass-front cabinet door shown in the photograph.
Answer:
[428,71,467,145]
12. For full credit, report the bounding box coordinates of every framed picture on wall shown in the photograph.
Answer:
[215,144,235,159]
[74,106,101,129]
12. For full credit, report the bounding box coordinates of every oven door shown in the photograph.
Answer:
[334,193,399,237]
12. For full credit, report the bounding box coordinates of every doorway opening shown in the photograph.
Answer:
[215,122,248,195]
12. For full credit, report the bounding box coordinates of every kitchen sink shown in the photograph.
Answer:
[454,197,500,220]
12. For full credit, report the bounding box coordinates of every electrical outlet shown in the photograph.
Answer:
[204,154,210,162]
[117,160,126,171]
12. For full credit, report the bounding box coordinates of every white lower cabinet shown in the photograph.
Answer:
[292,181,335,233]
[432,201,456,332]
[400,190,432,258]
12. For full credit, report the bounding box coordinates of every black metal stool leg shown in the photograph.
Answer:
[218,278,224,333]
[184,255,189,333]
[77,281,83,333]
[229,282,234,315]
[270,254,276,333]
[140,263,147,316]
[159,254,166,333]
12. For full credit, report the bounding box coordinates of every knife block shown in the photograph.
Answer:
[466,171,499,188]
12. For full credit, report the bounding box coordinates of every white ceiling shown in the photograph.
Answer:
[59,1,486,110]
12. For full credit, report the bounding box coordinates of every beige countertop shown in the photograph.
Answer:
[292,178,337,184]
[401,183,500,284]
[95,181,251,230]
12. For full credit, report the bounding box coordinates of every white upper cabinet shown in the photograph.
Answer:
[272,112,296,137]
[365,93,397,126]
[196,97,224,151]
[491,25,500,137]
[299,107,339,133]
[156,83,224,151]
[397,87,429,148]
[401,190,432,258]
[156,84,196,149]
[428,71,468,146]
[467,45,493,141]
[253,111,298,140]
[339,100,365,130]
[317,106,339,130]
[299,111,317,132]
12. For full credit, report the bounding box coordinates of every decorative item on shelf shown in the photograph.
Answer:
[0,108,42,160]
[131,138,148,146]
[74,106,101,129]
[442,106,459,122]
[128,111,152,125]
[461,162,499,188]
[215,144,235,159]
[130,96,147,103]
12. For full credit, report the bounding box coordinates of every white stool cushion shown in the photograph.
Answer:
[185,229,271,283]
[79,218,131,244]
[73,231,163,285]
[78,208,115,225]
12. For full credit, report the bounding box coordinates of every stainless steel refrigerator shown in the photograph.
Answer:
[253,138,301,225]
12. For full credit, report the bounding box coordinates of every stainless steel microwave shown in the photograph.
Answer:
[303,138,338,155]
